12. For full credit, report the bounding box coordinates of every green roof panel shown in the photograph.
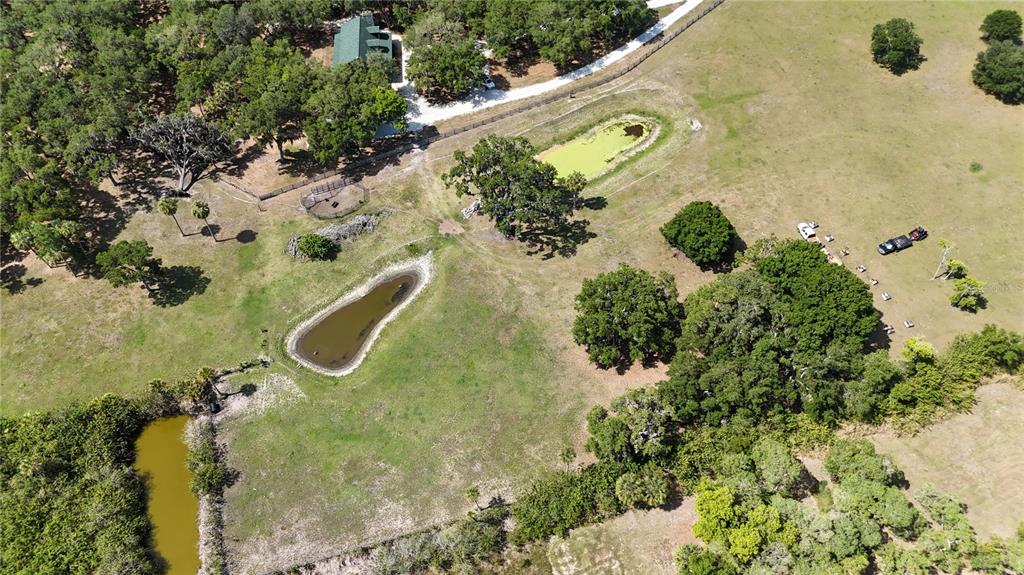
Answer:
[333,14,392,66]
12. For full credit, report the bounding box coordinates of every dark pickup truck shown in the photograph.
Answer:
[877,235,913,255]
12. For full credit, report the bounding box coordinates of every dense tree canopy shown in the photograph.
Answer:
[614,463,669,509]
[443,135,587,241]
[96,240,161,292]
[572,264,684,369]
[0,0,408,249]
[586,387,676,463]
[980,9,1023,43]
[407,38,487,100]
[657,240,881,427]
[404,0,655,74]
[0,150,77,238]
[303,61,408,164]
[673,438,1024,575]
[0,396,155,575]
[753,239,878,353]
[660,201,738,268]
[231,39,315,159]
[0,0,153,238]
[871,18,925,74]
[972,41,1024,104]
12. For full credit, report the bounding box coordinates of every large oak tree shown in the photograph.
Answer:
[443,135,587,241]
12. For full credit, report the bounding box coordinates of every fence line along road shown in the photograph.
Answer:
[254,0,726,202]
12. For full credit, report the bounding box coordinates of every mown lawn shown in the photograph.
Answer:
[0,179,435,414]
[221,247,588,572]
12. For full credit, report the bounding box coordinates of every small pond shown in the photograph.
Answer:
[135,415,199,575]
[294,273,420,372]
[538,120,653,179]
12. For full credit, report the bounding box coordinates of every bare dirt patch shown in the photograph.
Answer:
[225,139,311,195]
[309,44,333,67]
[568,347,669,408]
[216,373,307,422]
[438,218,464,236]
[489,57,559,90]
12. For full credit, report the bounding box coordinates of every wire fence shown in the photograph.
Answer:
[299,179,369,220]
[298,175,361,209]
[254,0,726,202]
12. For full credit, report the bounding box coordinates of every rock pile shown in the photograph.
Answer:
[461,199,482,219]
[288,211,391,258]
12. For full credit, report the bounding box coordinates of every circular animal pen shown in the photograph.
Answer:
[300,176,369,220]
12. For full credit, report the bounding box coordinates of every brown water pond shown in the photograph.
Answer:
[135,415,199,575]
[295,273,419,371]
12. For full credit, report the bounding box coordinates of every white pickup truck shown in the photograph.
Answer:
[797,222,817,240]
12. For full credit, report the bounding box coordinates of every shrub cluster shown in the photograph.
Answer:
[675,439,1024,575]
[885,325,1024,430]
[660,201,738,269]
[295,233,337,261]
[367,507,508,575]
[186,419,234,497]
[510,461,629,543]
[0,396,157,575]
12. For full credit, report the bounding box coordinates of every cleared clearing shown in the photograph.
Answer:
[872,382,1024,540]
[546,500,699,575]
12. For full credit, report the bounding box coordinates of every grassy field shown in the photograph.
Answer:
[2,1,1023,571]
[872,382,1024,540]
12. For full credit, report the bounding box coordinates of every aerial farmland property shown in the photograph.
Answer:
[2,2,1023,575]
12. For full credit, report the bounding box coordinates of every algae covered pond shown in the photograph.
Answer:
[538,120,652,179]
[295,273,419,372]
[135,415,199,575]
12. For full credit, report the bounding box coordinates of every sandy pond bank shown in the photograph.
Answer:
[285,253,434,377]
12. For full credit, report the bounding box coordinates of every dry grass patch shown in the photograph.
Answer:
[871,382,1024,539]
[546,499,699,575]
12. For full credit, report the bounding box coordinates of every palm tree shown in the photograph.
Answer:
[191,200,213,241]
[157,196,184,236]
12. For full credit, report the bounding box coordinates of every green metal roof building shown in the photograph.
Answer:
[332,13,393,66]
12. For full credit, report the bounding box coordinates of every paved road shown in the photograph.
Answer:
[398,0,702,130]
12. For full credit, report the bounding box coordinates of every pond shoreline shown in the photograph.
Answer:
[285,253,434,377]
[188,415,229,575]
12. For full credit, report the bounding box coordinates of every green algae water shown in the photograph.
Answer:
[135,416,200,575]
[538,121,649,179]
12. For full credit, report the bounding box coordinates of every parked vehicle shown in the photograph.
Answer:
[877,235,912,255]
[797,222,817,240]
[482,76,496,90]
[908,226,928,241]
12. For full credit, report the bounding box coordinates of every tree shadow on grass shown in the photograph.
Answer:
[582,195,607,211]
[868,316,894,351]
[234,229,257,244]
[201,223,221,240]
[522,219,596,259]
[150,265,210,307]
[1,264,44,294]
